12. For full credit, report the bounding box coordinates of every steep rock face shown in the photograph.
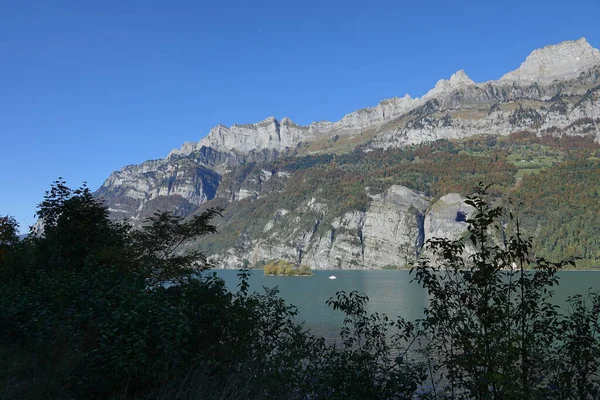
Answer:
[360,186,429,268]
[195,117,311,154]
[212,186,431,269]
[96,158,220,222]
[424,194,475,242]
[330,95,418,132]
[217,167,289,203]
[97,145,288,223]
[304,211,366,269]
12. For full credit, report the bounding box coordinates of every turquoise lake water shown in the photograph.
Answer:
[210,269,600,340]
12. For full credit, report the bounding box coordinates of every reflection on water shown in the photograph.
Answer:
[209,269,600,341]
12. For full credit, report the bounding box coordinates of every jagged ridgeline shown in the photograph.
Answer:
[96,38,600,269]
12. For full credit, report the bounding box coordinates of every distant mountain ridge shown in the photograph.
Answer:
[96,38,600,269]
[166,38,599,156]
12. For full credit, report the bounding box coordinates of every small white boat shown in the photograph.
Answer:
[328,275,337,280]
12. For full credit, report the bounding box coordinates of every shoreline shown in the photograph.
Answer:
[211,267,600,272]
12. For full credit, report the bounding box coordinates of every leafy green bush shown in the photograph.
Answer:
[298,264,312,275]
[0,180,237,397]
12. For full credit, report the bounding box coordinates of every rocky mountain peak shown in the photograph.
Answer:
[229,116,278,128]
[256,116,278,125]
[423,69,475,98]
[167,141,197,157]
[280,117,296,126]
[449,69,474,84]
[500,37,600,84]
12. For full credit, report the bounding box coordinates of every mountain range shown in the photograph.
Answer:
[96,38,600,269]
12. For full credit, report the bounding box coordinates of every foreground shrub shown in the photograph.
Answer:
[411,184,600,399]
[1,180,598,399]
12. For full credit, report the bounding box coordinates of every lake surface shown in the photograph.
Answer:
[209,270,600,340]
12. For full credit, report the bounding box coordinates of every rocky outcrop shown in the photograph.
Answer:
[424,194,475,242]
[359,186,429,268]
[97,145,288,223]
[96,158,220,222]
[422,70,476,100]
[195,117,312,154]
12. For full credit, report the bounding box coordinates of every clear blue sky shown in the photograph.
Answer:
[1,0,599,232]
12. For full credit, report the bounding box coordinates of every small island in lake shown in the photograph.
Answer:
[263,259,312,276]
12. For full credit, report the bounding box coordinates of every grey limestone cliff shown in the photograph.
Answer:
[96,158,220,222]
[211,186,473,270]
[424,194,475,241]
